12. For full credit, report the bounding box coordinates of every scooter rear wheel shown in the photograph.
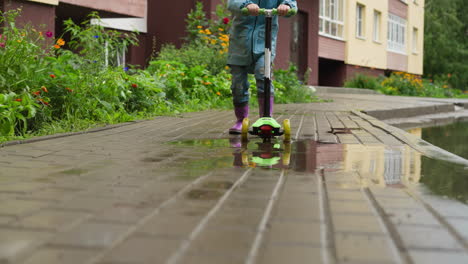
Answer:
[283,119,291,142]
[241,118,249,141]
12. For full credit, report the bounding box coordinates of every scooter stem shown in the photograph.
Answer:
[263,13,272,117]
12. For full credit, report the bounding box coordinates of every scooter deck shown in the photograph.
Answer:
[249,117,284,138]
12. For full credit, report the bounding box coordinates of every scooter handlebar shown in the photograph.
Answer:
[241,7,297,16]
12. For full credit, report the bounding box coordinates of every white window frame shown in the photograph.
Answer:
[387,13,407,54]
[373,10,381,42]
[319,0,345,40]
[356,4,365,39]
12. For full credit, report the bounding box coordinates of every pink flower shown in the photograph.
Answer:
[223,17,230,24]
[0,43,5,48]
[45,31,53,38]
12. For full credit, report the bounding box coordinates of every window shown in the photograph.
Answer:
[373,11,381,42]
[387,13,407,53]
[319,0,344,39]
[412,27,418,53]
[356,4,365,38]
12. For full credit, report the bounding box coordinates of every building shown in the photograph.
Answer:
[1,0,425,86]
[318,0,425,86]
[0,0,147,65]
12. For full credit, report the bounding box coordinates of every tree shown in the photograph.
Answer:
[424,0,468,90]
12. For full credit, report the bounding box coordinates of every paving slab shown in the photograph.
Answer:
[0,93,468,263]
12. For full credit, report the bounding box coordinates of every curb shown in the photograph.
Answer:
[353,110,468,167]
[363,103,456,120]
[309,86,380,95]
[0,120,145,148]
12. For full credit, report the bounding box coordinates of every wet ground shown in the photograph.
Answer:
[407,122,468,204]
[2,99,468,264]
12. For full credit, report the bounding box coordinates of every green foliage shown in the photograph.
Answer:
[273,64,315,104]
[424,0,468,90]
[147,60,231,107]
[1,2,316,143]
[62,12,138,70]
[344,72,468,98]
[0,92,39,136]
[157,43,228,76]
[344,74,383,91]
[158,1,231,75]
[0,9,50,94]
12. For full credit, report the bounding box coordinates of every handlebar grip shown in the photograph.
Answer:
[241,7,297,16]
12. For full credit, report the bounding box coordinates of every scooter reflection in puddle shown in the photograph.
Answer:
[230,137,291,169]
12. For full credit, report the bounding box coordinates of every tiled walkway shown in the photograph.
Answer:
[1,94,468,264]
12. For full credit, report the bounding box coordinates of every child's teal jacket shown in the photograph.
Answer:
[227,0,298,66]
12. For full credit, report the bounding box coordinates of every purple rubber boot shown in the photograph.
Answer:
[229,104,249,134]
[258,96,274,117]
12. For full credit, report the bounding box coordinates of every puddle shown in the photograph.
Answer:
[408,123,468,203]
[167,134,468,204]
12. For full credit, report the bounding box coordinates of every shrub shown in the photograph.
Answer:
[344,72,467,98]
[0,9,51,94]
[273,64,315,104]
[344,74,383,91]
[157,1,231,75]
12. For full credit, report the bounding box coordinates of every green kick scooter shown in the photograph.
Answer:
[240,7,297,143]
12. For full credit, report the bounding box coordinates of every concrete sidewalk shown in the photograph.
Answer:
[1,94,468,264]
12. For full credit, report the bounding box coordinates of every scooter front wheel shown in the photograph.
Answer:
[241,118,249,141]
[283,119,291,142]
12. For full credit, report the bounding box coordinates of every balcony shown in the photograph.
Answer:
[59,0,146,18]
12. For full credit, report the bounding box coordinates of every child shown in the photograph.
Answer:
[227,0,297,134]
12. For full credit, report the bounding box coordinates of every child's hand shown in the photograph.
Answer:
[277,4,291,16]
[246,4,260,16]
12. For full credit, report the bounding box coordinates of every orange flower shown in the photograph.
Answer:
[131,83,138,88]
[38,98,49,105]
[56,38,65,46]
[49,74,56,78]
[66,87,73,92]
[15,98,22,102]
[54,44,60,49]
[447,73,452,78]
[32,91,41,96]
[216,91,221,96]
[41,86,48,93]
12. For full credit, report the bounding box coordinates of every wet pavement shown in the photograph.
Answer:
[2,94,468,263]
[408,122,468,204]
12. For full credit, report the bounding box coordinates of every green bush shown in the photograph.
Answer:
[0,9,51,94]
[273,64,315,104]
[344,74,383,91]
[345,72,468,98]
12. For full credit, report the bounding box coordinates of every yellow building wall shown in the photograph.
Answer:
[345,0,388,70]
[407,0,425,75]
